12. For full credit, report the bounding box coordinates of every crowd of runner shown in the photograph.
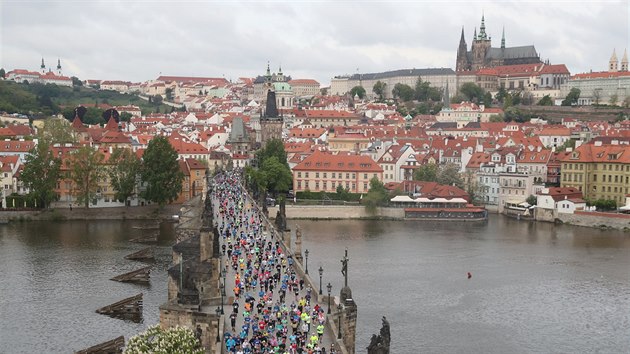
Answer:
[212,170,337,354]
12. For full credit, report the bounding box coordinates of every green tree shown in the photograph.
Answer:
[152,94,163,105]
[482,92,493,107]
[124,325,203,354]
[20,139,61,208]
[537,95,553,106]
[83,107,104,125]
[120,112,133,122]
[71,76,82,87]
[39,117,77,144]
[336,184,350,201]
[140,136,184,206]
[0,68,5,79]
[503,93,513,109]
[561,88,580,106]
[108,148,141,204]
[459,82,484,103]
[255,138,289,169]
[165,87,173,101]
[68,146,106,208]
[320,87,328,96]
[415,78,442,102]
[392,83,414,102]
[349,86,366,99]
[526,194,537,206]
[413,163,438,182]
[489,114,504,122]
[373,81,386,100]
[437,163,464,189]
[363,176,389,213]
[495,87,508,103]
[260,156,292,197]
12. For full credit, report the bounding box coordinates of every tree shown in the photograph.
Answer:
[495,86,508,104]
[561,88,580,106]
[623,95,630,109]
[152,94,163,105]
[537,95,553,106]
[437,163,464,189]
[140,136,184,206]
[124,325,204,354]
[108,148,141,204]
[363,176,389,213]
[459,82,484,103]
[391,83,414,102]
[68,146,106,208]
[0,68,5,79]
[20,138,61,208]
[349,86,366,99]
[71,76,82,87]
[489,114,504,122]
[260,156,292,197]
[120,112,133,122]
[415,78,442,102]
[256,138,289,168]
[165,87,173,101]
[482,92,493,107]
[373,81,387,100]
[609,94,618,106]
[526,194,537,206]
[336,184,350,200]
[320,87,328,96]
[39,117,77,144]
[413,163,438,182]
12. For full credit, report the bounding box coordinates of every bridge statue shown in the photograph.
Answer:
[367,316,391,354]
[341,248,348,288]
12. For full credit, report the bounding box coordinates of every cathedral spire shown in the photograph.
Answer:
[473,27,477,41]
[442,82,450,108]
[609,49,619,72]
[501,27,505,49]
[479,14,487,40]
[621,49,628,72]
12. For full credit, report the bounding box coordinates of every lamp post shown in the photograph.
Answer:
[326,283,332,314]
[220,282,225,315]
[215,306,222,343]
[304,249,309,274]
[318,266,323,295]
[337,303,343,339]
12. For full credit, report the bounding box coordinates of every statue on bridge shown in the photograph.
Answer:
[341,248,348,288]
[367,316,391,354]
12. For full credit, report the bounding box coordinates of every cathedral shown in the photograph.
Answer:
[456,15,541,72]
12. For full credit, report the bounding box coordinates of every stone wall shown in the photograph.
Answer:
[268,205,405,220]
[159,304,222,353]
[557,211,630,230]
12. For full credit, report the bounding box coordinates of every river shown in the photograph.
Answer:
[0,216,629,353]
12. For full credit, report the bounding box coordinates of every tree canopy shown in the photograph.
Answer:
[68,146,106,208]
[459,83,484,103]
[349,86,366,99]
[537,95,553,106]
[372,81,386,100]
[391,83,414,102]
[363,177,390,213]
[414,78,442,102]
[124,325,203,354]
[413,163,438,182]
[39,117,77,144]
[108,148,141,203]
[414,163,464,189]
[140,136,184,206]
[561,88,580,106]
[20,138,61,208]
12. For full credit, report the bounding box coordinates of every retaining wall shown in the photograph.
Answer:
[268,205,404,220]
[557,211,630,230]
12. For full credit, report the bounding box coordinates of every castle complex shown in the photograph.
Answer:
[456,15,541,72]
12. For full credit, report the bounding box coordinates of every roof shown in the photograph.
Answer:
[348,68,455,81]
[486,45,539,60]
[288,79,320,86]
[560,143,630,163]
[572,71,630,80]
[293,150,382,173]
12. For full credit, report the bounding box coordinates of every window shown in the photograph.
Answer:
[316,172,319,178]
[363,183,368,190]
[364,173,368,179]
[323,172,327,178]
[305,172,309,178]
[332,172,335,179]
[346,173,350,179]
[297,181,301,189]
[298,172,302,178]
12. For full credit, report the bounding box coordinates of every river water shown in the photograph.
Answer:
[1,216,629,353]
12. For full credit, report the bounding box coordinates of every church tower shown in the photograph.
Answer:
[40,58,46,74]
[260,63,283,147]
[456,27,470,71]
[609,49,619,72]
[470,15,492,71]
[621,49,628,72]
[56,58,62,75]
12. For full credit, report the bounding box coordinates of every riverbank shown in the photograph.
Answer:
[0,204,182,222]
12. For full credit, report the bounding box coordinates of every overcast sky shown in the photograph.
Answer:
[1,1,629,86]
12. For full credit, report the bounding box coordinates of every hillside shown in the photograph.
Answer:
[0,80,171,121]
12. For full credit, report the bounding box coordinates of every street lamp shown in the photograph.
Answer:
[337,304,343,339]
[215,306,222,343]
[326,282,332,314]
[318,266,323,295]
[219,282,225,315]
[304,249,309,274]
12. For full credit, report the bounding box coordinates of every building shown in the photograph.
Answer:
[289,79,320,97]
[260,74,284,147]
[292,150,383,194]
[456,16,541,72]
[560,141,630,206]
[536,187,585,214]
